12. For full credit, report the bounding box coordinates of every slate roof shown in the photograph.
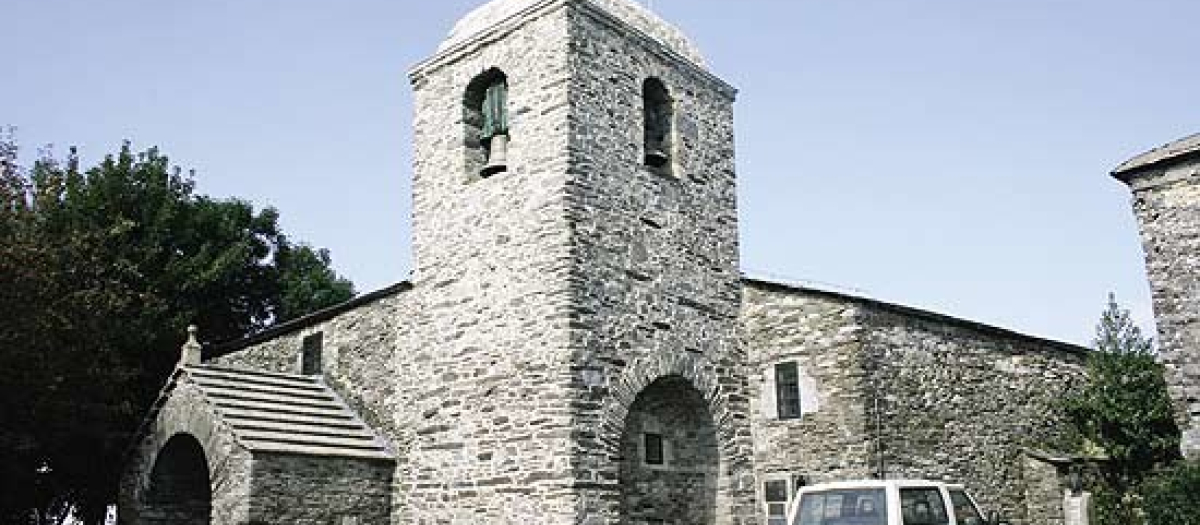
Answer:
[1112,133,1200,179]
[184,366,393,461]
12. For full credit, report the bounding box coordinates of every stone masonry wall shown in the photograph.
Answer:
[212,293,407,446]
[1125,156,1200,459]
[404,3,582,523]
[559,3,758,524]
[861,306,1087,525]
[741,281,876,490]
[619,377,719,524]
[1022,455,1067,525]
[741,281,1086,525]
[249,453,394,525]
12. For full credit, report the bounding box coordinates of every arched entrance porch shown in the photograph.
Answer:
[619,375,719,525]
[140,433,211,525]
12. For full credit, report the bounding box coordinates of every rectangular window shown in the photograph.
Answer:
[644,433,664,465]
[765,480,790,525]
[301,332,323,376]
[775,362,802,419]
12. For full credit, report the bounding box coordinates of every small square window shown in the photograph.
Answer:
[765,480,789,502]
[775,362,802,420]
[644,432,664,465]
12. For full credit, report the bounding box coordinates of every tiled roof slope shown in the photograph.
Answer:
[1112,133,1200,177]
[186,366,393,461]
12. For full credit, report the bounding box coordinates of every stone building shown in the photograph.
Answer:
[1113,134,1200,460]
[118,1,1090,524]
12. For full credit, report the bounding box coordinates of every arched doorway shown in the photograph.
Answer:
[620,375,719,525]
[141,434,211,525]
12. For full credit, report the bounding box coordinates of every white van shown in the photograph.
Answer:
[786,480,1008,525]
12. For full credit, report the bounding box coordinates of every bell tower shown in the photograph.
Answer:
[406,0,756,522]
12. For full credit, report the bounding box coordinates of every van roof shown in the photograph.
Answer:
[797,480,966,492]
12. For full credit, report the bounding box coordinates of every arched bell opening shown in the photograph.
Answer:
[464,68,510,178]
[642,77,674,176]
[619,375,719,525]
[141,433,211,525]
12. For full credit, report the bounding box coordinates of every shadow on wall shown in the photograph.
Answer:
[620,375,719,524]
[141,434,211,525]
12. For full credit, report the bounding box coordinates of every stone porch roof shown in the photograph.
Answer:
[129,364,394,463]
[1112,132,1200,180]
[182,366,393,461]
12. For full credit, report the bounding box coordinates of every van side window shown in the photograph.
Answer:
[900,488,950,525]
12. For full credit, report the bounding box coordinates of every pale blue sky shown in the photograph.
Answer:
[4,0,1198,345]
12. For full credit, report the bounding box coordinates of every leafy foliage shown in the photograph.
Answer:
[1093,292,1155,356]
[1140,462,1200,525]
[1063,293,1181,525]
[0,135,354,524]
[276,243,355,322]
[1067,294,1179,484]
[1090,484,1143,525]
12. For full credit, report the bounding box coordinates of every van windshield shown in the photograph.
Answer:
[794,488,887,525]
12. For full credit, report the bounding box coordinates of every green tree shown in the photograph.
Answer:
[0,136,355,524]
[1065,293,1180,525]
[1070,294,1179,480]
[1140,462,1200,525]
[1092,292,1155,356]
[275,242,356,322]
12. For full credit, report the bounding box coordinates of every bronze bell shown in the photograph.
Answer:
[482,134,509,177]
[645,147,669,168]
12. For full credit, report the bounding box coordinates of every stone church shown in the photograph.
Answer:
[118,0,1187,523]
